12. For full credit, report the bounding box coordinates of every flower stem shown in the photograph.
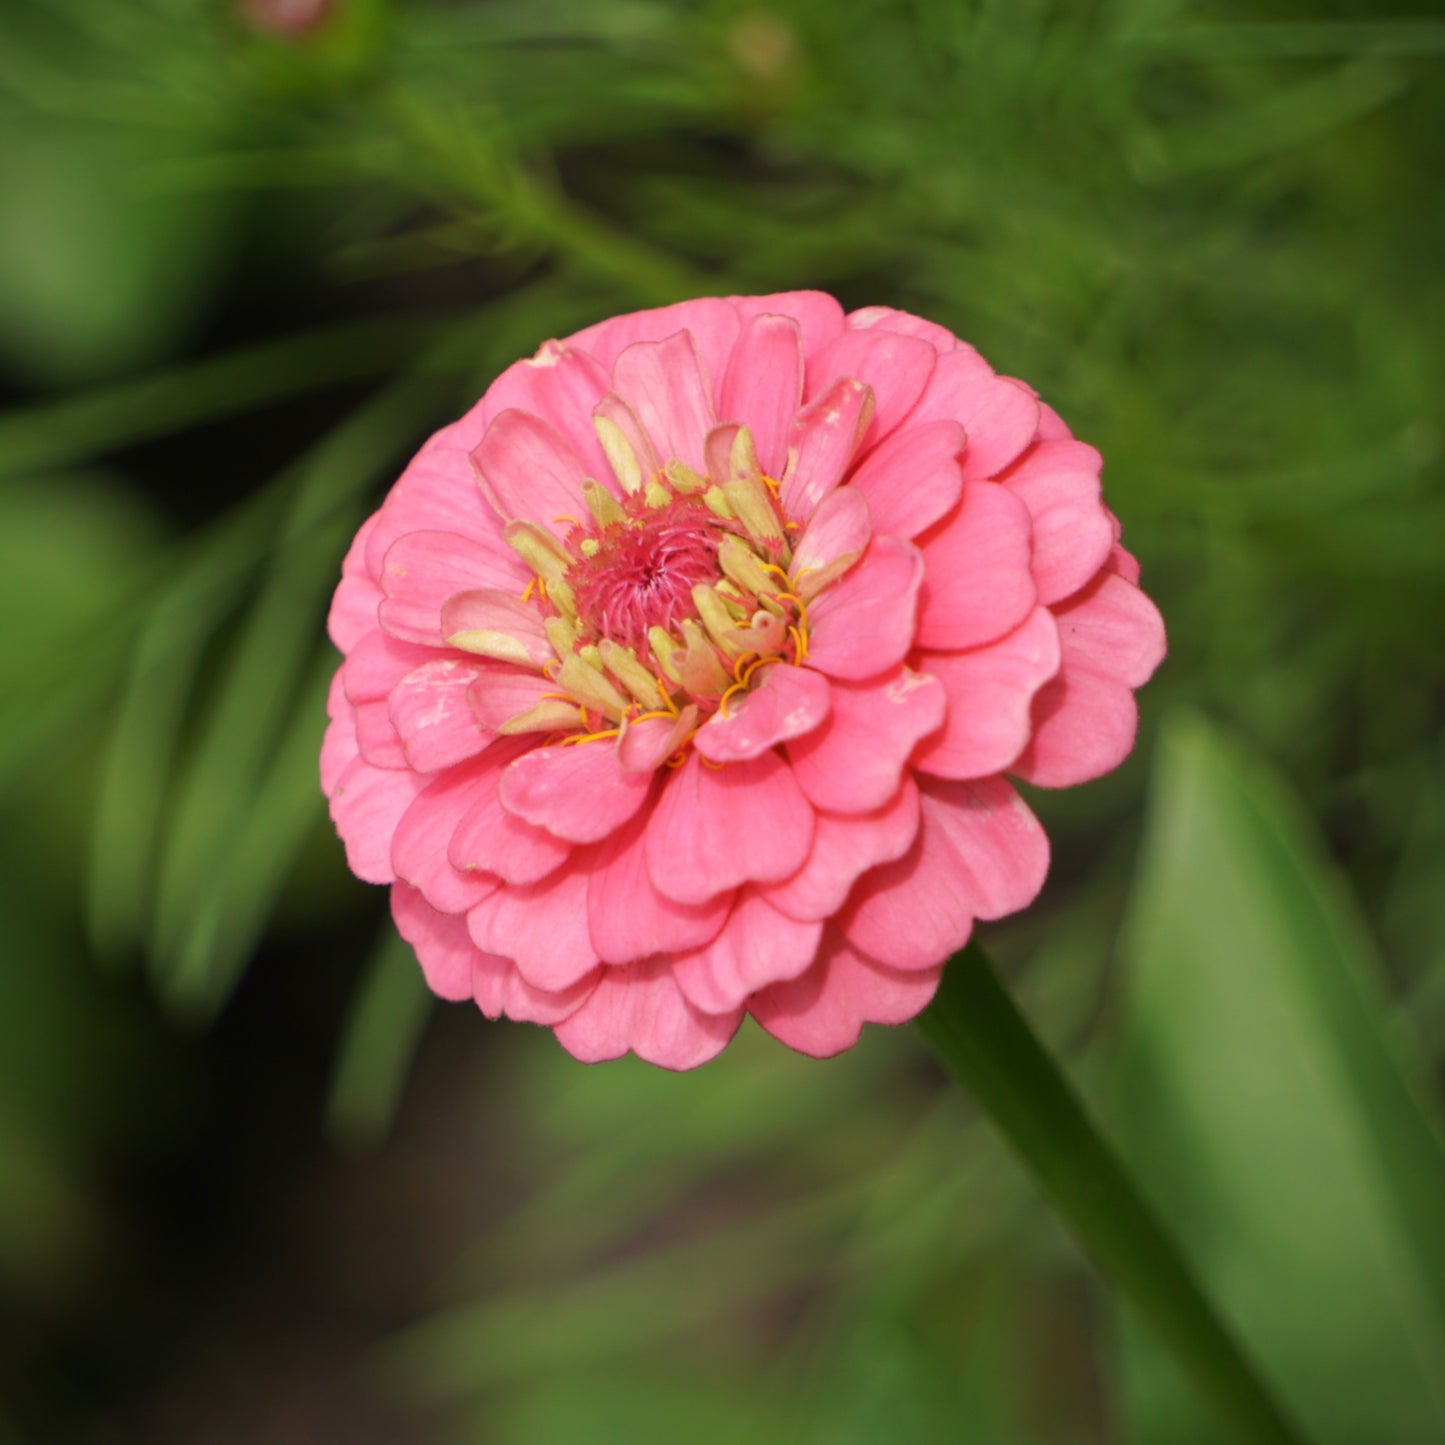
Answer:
[916,941,1307,1445]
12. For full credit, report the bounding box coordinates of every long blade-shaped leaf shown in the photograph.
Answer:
[1114,711,1445,1443]
[916,942,1307,1445]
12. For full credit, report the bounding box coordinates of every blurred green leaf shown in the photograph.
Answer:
[919,944,1305,1445]
[326,925,433,1150]
[150,374,448,1007]
[0,317,435,480]
[1115,711,1445,1444]
[0,118,235,387]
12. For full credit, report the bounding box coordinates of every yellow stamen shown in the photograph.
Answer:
[561,727,622,747]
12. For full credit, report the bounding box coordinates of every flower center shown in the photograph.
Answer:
[449,423,826,760]
[568,498,723,649]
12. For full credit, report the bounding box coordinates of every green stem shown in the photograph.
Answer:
[916,942,1307,1445]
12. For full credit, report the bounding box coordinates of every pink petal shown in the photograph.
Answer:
[672,889,824,1014]
[1012,670,1138,790]
[566,298,742,384]
[912,607,1061,780]
[611,331,717,473]
[467,862,600,992]
[761,778,921,922]
[749,934,942,1058]
[473,955,598,1026]
[466,667,565,731]
[389,658,495,772]
[732,291,845,360]
[1036,400,1074,441]
[846,420,965,540]
[377,529,526,647]
[847,305,961,353]
[343,628,436,704]
[320,672,360,797]
[780,377,873,523]
[718,313,804,477]
[448,741,573,886]
[392,883,595,1024]
[805,536,925,681]
[552,956,742,1070]
[329,576,381,654]
[616,710,697,773]
[354,699,409,769]
[915,482,1035,650]
[592,391,661,484]
[471,409,591,528]
[389,882,479,1001]
[439,590,553,669]
[1110,541,1141,585]
[790,486,871,585]
[328,546,382,651]
[391,761,504,913]
[842,776,1048,969]
[694,663,831,764]
[905,351,1040,480]
[587,811,733,964]
[450,342,613,478]
[498,740,656,843]
[328,756,427,885]
[786,666,944,813]
[804,327,937,453]
[363,444,509,580]
[646,750,814,905]
[1010,570,1165,787]
[1000,440,1113,605]
[1052,570,1166,688]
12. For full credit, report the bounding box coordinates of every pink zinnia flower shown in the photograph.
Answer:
[322,293,1165,1068]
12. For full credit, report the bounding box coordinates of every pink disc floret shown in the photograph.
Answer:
[570,498,723,648]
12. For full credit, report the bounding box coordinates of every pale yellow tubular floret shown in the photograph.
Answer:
[598,639,666,710]
[717,533,777,598]
[594,413,643,494]
[675,619,733,696]
[582,479,626,529]
[557,653,629,722]
[548,579,577,620]
[647,627,685,686]
[702,485,735,520]
[504,521,570,584]
[544,614,578,658]
[664,459,707,494]
[498,699,584,735]
[446,629,540,668]
[727,425,762,485]
[722,478,784,546]
[691,584,749,661]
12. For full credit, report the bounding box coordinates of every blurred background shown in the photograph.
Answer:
[1,0,1442,1441]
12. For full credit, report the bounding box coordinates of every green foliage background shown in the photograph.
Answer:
[0,0,1441,1440]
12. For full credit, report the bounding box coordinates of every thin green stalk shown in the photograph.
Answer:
[916,942,1307,1445]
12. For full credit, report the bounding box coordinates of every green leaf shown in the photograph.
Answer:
[1114,711,1445,1444]
[916,943,1306,1445]
[325,927,433,1151]
[149,375,447,1000]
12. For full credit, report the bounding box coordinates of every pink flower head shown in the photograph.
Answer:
[322,294,1165,1068]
